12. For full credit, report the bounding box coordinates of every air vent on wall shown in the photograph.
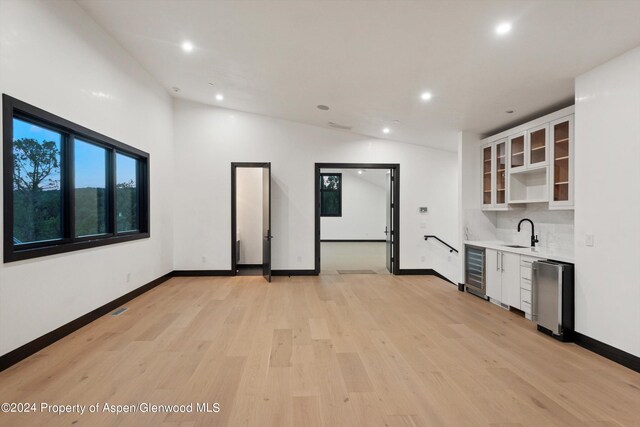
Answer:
[328,122,352,131]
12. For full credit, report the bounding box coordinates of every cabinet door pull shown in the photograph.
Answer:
[497,252,500,271]
[501,252,504,272]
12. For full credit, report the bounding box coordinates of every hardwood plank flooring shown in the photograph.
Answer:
[0,274,639,426]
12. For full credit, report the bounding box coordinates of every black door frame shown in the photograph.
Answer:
[314,163,400,275]
[231,162,271,275]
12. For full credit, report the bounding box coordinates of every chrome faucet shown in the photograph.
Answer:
[517,218,539,248]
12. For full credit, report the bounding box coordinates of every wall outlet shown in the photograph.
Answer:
[297,256,302,262]
[419,207,428,213]
[201,256,207,263]
[420,255,425,262]
[585,234,594,247]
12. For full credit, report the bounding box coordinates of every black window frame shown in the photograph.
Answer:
[3,94,150,263]
[319,173,342,217]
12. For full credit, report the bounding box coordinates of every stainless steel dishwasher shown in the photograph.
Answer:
[532,260,575,342]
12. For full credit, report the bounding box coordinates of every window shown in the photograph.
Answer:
[320,173,342,217]
[3,94,149,262]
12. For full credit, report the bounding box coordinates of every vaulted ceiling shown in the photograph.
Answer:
[77,0,640,151]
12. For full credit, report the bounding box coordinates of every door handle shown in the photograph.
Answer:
[501,252,504,272]
[384,226,389,235]
[496,252,500,271]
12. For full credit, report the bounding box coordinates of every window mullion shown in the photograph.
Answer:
[109,148,117,235]
[66,133,75,242]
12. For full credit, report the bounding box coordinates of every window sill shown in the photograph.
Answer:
[4,232,150,263]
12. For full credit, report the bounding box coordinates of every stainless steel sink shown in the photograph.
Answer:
[503,244,529,248]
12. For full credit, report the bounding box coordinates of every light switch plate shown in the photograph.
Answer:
[585,234,594,247]
[419,207,428,213]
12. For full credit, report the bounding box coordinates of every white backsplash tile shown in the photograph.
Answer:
[495,205,574,254]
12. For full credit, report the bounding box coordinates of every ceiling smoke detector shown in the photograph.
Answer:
[506,110,515,114]
[171,86,181,93]
[328,122,352,130]
[317,105,330,111]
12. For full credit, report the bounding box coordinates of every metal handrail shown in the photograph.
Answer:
[424,235,458,253]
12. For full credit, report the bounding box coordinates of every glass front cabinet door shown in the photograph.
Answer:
[494,138,507,208]
[509,133,526,172]
[527,124,548,168]
[549,115,574,209]
[481,139,508,210]
[481,143,493,209]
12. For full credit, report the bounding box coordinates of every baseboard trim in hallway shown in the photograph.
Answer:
[574,332,640,373]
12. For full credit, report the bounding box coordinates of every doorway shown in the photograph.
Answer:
[231,162,272,282]
[314,163,400,275]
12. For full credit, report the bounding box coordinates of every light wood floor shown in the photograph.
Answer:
[1,274,639,426]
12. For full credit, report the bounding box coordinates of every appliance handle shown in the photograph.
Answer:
[497,252,500,271]
[501,252,504,272]
[532,264,537,319]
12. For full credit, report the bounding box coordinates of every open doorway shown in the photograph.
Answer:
[314,163,400,275]
[231,162,272,282]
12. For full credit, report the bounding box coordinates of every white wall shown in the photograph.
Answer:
[574,47,640,357]
[173,99,460,281]
[236,168,263,264]
[320,169,386,240]
[0,0,174,356]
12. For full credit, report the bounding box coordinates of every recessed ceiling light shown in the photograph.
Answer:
[215,93,224,101]
[208,82,215,86]
[495,22,512,35]
[393,119,400,124]
[358,170,364,175]
[181,41,194,52]
[317,105,330,111]
[420,92,432,101]
[171,86,180,93]
[382,127,390,134]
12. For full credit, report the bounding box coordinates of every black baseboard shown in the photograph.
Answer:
[574,332,640,373]
[272,269,317,276]
[397,268,455,285]
[172,270,234,277]
[236,264,262,269]
[0,272,173,372]
[320,239,386,243]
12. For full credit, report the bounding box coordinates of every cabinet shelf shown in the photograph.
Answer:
[512,151,524,156]
[554,156,569,161]
[555,138,569,143]
[531,145,545,151]
[554,181,569,185]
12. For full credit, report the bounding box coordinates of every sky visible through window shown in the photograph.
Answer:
[13,118,137,189]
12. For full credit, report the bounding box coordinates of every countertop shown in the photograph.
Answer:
[464,240,574,264]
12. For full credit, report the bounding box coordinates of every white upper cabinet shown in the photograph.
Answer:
[527,123,549,169]
[549,115,574,209]
[481,106,574,210]
[481,139,508,211]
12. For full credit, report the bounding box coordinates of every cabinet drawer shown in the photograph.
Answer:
[521,265,532,281]
[521,256,538,266]
[521,277,532,291]
[521,289,532,305]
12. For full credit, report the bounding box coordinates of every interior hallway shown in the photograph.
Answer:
[320,242,389,275]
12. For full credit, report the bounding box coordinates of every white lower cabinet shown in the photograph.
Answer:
[485,249,520,305]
